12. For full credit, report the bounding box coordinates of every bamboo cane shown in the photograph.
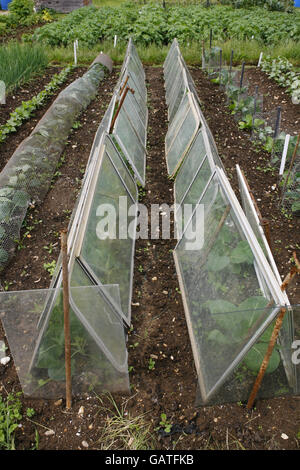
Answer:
[246,252,300,409]
[61,229,72,410]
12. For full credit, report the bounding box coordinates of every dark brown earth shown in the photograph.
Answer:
[245,67,300,137]
[0,65,299,451]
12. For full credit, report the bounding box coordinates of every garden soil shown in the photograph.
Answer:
[0,65,299,451]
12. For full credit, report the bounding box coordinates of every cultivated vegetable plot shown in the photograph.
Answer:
[0,40,147,398]
[260,55,300,105]
[202,45,300,218]
[164,41,298,405]
[27,4,300,47]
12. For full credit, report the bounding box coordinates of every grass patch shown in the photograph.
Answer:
[0,41,48,94]
[46,38,300,67]
[96,393,157,450]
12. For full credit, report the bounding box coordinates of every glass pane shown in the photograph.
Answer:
[113,106,146,186]
[165,93,189,152]
[0,286,129,399]
[80,146,136,323]
[127,74,147,117]
[166,59,183,105]
[166,104,200,176]
[169,77,188,124]
[123,92,146,148]
[175,130,207,206]
[236,165,283,289]
[174,173,283,403]
[105,135,137,202]
[124,85,147,129]
[127,57,146,98]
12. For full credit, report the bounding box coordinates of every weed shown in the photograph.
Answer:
[158,413,172,434]
[148,357,155,370]
[0,392,23,450]
[96,393,156,450]
[43,260,56,276]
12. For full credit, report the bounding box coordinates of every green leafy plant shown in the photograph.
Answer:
[158,413,172,434]
[0,66,72,144]
[26,408,35,418]
[27,4,300,48]
[8,0,34,20]
[0,393,23,450]
[43,260,56,276]
[238,114,265,131]
[261,55,300,104]
[0,42,48,95]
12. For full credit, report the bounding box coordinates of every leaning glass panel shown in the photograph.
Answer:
[176,156,213,239]
[113,105,146,186]
[127,57,146,96]
[122,92,147,148]
[0,286,129,399]
[165,59,184,106]
[127,74,147,117]
[164,40,179,74]
[123,84,147,130]
[80,145,137,324]
[165,93,190,153]
[173,172,285,403]
[174,129,207,206]
[166,98,200,177]
[165,60,181,93]
[105,135,137,202]
[236,164,284,290]
[168,73,188,124]
[195,304,298,405]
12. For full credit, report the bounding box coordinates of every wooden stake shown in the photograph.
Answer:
[260,218,272,254]
[246,252,300,409]
[240,62,245,89]
[246,306,286,410]
[61,229,72,410]
[119,75,129,96]
[109,86,134,134]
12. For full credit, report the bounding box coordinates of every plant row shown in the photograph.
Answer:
[26,3,300,47]
[203,48,299,216]
[260,55,300,104]
[0,42,48,94]
[0,66,73,144]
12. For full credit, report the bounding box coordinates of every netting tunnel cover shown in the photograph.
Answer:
[0,63,107,274]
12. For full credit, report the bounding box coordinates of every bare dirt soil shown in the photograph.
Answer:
[0,65,299,451]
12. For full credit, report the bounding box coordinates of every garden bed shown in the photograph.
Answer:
[189,66,300,305]
[0,66,299,451]
[0,66,87,172]
[245,67,300,136]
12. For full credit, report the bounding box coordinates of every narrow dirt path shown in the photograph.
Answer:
[126,66,198,448]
